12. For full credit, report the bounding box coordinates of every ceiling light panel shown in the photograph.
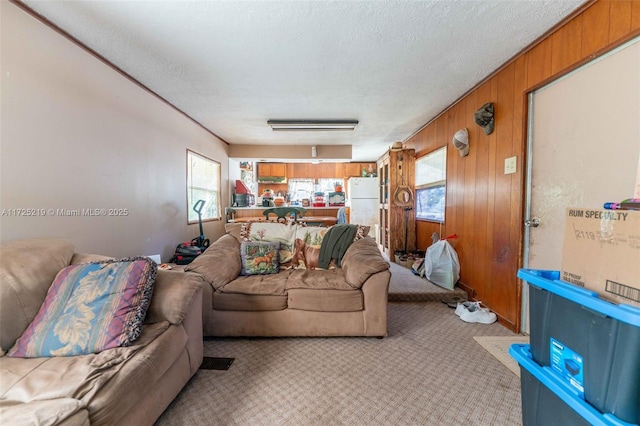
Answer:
[268,120,358,131]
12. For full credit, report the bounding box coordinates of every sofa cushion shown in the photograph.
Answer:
[218,271,291,296]
[213,293,288,311]
[341,238,390,289]
[79,322,184,425]
[185,234,241,290]
[286,269,363,312]
[287,288,363,312]
[0,321,170,426]
[240,241,280,275]
[224,222,244,241]
[8,257,157,357]
[0,239,75,353]
[286,268,352,290]
[214,272,290,311]
[0,399,88,426]
[241,222,296,265]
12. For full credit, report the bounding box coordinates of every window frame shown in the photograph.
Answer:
[415,146,447,223]
[186,149,221,224]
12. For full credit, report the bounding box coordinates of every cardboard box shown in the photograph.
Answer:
[561,208,640,307]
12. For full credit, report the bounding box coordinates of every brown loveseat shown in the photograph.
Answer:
[0,239,203,425]
[185,222,391,337]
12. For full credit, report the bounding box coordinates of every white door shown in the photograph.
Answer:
[523,38,640,332]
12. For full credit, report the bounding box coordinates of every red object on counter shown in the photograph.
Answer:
[235,180,250,194]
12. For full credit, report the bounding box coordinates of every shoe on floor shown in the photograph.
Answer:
[459,306,497,324]
[455,301,479,317]
[442,295,467,309]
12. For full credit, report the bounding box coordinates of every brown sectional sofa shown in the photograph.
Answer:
[185,222,392,337]
[0,239,203,425]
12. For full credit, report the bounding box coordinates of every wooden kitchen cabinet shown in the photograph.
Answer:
[344,162,376,177]
[344,163,361,177]
[377,149,415,257]
[258,163,286,178]
[257,161,376,180]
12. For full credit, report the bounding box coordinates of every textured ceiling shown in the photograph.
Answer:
[23,0,586,161]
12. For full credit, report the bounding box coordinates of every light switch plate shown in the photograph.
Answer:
[504,156,517,174]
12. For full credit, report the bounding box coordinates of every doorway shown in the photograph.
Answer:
[522,37,640,333]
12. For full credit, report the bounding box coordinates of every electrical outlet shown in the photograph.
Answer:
[504,156,517,174]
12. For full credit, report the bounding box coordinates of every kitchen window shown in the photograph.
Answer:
[415,147,446,223]
[317,178,344,193]
[288,178,344,203]
[187,150,221,223]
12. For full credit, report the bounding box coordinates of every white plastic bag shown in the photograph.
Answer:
[423,240,460,290]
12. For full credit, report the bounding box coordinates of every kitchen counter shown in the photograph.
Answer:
[230,206,343,210]
[227,206,347,224]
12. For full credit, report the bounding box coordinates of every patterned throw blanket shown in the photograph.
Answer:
[318,224,358,269]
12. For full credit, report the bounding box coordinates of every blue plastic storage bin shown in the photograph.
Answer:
[518,269,640,424]
[510,344,636,426]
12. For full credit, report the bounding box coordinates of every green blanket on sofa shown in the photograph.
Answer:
[318,224,358,269]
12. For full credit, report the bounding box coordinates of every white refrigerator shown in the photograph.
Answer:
[347,177,379,233]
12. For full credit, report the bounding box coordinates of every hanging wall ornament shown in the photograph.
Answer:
[452,128,469,157]
[474,102,495,135]
[392,151,414,207]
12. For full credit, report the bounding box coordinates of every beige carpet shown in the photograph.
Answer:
[157,302,523,425]
[473,336,530,377]
[156,262,523,425]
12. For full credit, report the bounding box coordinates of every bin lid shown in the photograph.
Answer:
[518,269,640,327]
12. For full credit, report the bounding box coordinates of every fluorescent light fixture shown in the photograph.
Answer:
[268,120,358,131]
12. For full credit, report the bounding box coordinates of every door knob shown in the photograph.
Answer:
[524,218,540,228]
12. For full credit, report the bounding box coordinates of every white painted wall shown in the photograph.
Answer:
[0,2,230,261]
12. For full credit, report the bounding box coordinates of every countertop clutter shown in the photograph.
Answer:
[231,206,339,210]
[225,206,343,227]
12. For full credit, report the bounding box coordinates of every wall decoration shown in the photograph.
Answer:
[474,102,495,135]
[452,128,469,157]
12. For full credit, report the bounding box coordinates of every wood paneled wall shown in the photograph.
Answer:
[406,0,640,332]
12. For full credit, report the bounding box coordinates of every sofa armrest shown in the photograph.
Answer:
[145,270,204,325]
[341,238,390,289]
[360,268,391,336]
[184,234,241,290]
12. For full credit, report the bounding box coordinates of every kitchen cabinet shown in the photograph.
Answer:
[377,148,415,257]
[256,162,376,180]
[344,163,374,177]
[258,163,286,177]
[257,163,287,183]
